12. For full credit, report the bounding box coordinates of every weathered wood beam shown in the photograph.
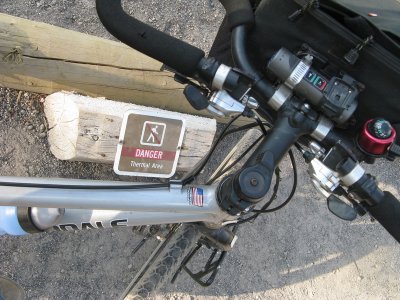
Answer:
[0,13,250,124]
[0,13,187,107]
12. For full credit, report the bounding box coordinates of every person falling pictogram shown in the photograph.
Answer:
[147,125,159,143]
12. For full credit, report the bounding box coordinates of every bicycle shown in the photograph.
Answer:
[0,0,399,299]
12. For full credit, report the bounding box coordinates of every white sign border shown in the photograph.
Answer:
[113,109,186,178]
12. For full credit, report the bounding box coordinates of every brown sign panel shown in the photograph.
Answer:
[114,110,186,178]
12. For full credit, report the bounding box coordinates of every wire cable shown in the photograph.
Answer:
[253,149,297,213]
[182,114,242,185]
[232,148,298,225]
[0,181,169,190]
[224,121,270,136]
[230,167,281,225]
[206,135,264,185]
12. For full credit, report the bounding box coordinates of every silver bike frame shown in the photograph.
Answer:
[0,177,233,232]
[0,130,263,233]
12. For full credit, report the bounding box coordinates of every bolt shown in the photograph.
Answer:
[250,178,258,186]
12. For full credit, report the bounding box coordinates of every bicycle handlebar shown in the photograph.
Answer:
[95,0,205,77]
[365,191,400,242]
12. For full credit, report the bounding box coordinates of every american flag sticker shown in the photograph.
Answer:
[188,187,204,207]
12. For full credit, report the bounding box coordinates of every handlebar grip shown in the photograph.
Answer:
[219,0,255,30]
[366,192,400,242]
[96,0,205,77]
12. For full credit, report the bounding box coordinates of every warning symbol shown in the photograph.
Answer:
[140,121,166,147]
[114,110,186,178]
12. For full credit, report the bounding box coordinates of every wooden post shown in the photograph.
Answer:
[0,13,188,109]
[0,13,252,125]
[44,92,216,172]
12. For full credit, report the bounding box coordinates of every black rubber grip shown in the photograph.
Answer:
[219,0,255,30]
[96,0,205,77]
[366,192,400,242]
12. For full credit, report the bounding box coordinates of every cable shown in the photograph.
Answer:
[224,121,271,136]
[231,167,281,225]
[207,119,270,184]
[206,135,264,185]
[182,114,242,185]
[257,105,275,125]
[0,181,169,190]
[232,148,298,225]
[253,149,297,213]
[294,142,305,154]
[253,115,268,136]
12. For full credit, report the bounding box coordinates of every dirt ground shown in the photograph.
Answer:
[0,1,399,300]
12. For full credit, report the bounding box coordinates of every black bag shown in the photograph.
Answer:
[210,0,400,133]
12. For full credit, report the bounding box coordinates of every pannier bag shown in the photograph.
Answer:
[210,0,400,135]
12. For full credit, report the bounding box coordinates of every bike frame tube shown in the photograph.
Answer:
[0,177,233,231]
[50,210,221,231]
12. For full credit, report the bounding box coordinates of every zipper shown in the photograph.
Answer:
[343,35,374,65]
[288,0,320,22]
[311,8,400,73]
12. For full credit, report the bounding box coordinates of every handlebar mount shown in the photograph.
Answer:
[218,98,318,215]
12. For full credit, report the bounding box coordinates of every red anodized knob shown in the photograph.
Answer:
[358,119,397,155]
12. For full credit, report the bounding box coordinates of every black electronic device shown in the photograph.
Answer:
[266,48,363,124]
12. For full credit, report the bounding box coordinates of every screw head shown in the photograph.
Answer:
[250,178,258,186]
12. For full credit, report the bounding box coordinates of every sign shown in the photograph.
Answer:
[114,110,186,178]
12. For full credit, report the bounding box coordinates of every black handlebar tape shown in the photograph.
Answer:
[96,0,205,77]
[366,192,400,242]
[219,0,255,30]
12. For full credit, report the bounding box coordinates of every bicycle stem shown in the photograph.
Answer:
[217,99,318,215]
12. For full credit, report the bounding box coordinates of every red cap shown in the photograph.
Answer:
[358,119,396,155]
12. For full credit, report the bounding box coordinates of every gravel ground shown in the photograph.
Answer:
[0,1,399,300]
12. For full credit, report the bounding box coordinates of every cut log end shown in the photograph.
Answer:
[45,92,80,161]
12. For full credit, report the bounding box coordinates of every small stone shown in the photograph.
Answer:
[20,109,26,115]
[92,135,99,141]
[128,264,132,269]
[39,132,47,138]
[27,124,34,130]
[39,124,45,132]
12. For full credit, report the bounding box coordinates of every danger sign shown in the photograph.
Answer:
[114,110,186,178]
